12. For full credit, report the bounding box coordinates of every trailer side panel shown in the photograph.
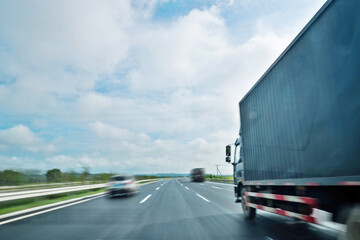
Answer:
[240,0,360,182]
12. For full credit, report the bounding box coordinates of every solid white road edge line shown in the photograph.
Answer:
[205,181,234,187]
[209,186,233,192]
[0,194,105,226]
[196,193,210,202]
[139,194,152,204]
[0,192,106,221]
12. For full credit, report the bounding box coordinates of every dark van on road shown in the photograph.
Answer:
[190,168,205,182]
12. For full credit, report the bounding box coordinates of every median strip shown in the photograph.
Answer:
[0,188,106,216]
[0,179,159,218]
[0,194,105,226]
[0,183,107,202]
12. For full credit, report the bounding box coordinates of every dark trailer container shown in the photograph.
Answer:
[190,168,205,182]
[226,0,360,237]
[239,0,360,185]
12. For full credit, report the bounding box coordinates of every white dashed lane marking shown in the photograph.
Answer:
[139,194,152,204]
[196,193,210,202]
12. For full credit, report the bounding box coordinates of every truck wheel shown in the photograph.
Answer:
[346,205,360,240]
[241,188,256,219]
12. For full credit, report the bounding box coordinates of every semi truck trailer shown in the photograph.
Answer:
[190,168,205,182]
[225,0,360,238]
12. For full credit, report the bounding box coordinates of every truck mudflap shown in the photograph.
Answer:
[244,191,318,224]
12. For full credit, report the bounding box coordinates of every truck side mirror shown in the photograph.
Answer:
[226,145,231,163]
[226,145,231,157]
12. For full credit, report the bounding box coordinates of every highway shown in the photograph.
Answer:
[0,179,342,240]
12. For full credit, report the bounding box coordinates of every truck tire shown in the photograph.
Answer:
[346,205,360,240]
[241,188,256,219]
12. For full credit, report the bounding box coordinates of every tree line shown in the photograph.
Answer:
[0,168,113,186]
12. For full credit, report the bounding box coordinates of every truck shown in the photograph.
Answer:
[190,168,205,182]
[225,0,360,238]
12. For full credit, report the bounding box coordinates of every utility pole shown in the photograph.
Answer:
[214,164,222,177]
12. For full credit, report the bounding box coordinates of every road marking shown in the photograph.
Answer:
[185,186,189,190]
[0,194,105,226]
[139,194,152,204]
[156,187,160,190]
[211,186,222,189]
[205,181,234,187]
[196,193,210,202]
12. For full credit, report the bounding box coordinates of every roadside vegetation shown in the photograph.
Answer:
[205,174,233,180]
[0,168,114,186]
[135,175,159,181]
[0,168,172,187]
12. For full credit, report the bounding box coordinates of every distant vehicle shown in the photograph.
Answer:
[190,168,205,182]
[226,0,360,238]
[108,175,138,197]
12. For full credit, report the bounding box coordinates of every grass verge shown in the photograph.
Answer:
[0,188,106,215]
[0,180,159,216]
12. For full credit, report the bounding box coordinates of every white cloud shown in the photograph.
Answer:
[0,0,133,73]
[0,0,136,115]
[132,0,170,19]
[0,1,326,174]
[0,125,55,154]
[46,155,111,169]
[89,121,151,142]
[128,6,229,92]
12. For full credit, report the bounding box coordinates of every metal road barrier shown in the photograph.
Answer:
[0,179,158,202]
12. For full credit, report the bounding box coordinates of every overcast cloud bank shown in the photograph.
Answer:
[0,0,326,174]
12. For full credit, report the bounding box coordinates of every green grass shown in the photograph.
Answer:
[0,188,106,215]
[205,174,233,180]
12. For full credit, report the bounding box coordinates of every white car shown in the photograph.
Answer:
[108,175,139,197]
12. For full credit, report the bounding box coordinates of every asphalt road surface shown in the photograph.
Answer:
[0,179,342,240]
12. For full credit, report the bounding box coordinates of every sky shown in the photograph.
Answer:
[0,0,326,175]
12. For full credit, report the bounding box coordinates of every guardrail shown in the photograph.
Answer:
[0,179,158,202]
[206,178,233,184]
[0,181,90,190]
